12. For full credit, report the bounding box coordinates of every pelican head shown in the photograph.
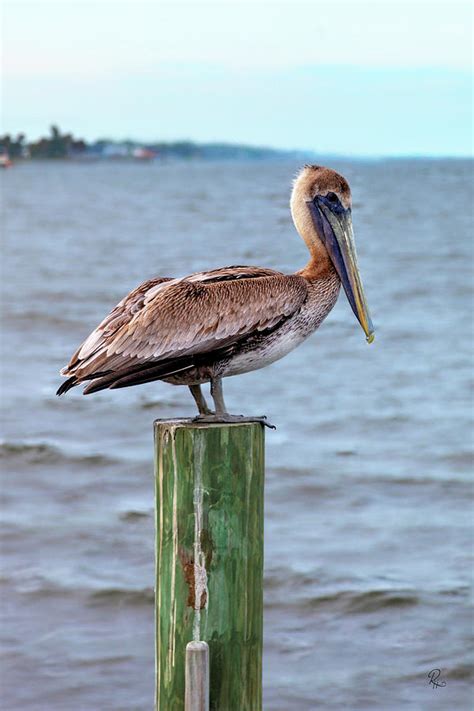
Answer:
[291,164,374,343]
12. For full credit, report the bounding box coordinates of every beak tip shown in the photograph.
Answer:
[366,332,375,344]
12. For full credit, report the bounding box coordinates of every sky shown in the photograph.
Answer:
[2,0,473,156]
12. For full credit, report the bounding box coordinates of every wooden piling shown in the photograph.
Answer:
[154,419,264,711]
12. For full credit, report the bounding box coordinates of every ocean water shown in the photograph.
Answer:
[1,158,473,710]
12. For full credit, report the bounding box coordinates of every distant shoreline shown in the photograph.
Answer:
[0,125,313,163]
[3,126,470,163]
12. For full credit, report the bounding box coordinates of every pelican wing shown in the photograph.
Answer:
[58,266,308,393]
[62,276,173,372]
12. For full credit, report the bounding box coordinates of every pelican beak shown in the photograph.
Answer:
[308,198,375,343]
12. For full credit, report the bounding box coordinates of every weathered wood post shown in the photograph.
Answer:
[154,419,265,711]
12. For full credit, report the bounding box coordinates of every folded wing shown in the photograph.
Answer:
[57,266,308,394]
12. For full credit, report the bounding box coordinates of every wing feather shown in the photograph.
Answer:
[62,276,172,371]
[59,266,308,387]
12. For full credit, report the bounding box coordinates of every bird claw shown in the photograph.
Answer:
[193,414,276,430]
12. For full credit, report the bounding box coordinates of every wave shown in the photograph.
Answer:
[267,582,471,615]
[119,509,152,521]
[267,465,473,489]
[439,451,474,469]
[6,573,154,608]
[336,589,419,613]
[443,663,474,681]
[265,582,421,614]
[402,661,473,683]
[89,587,154,606]
[76,655,136,668]
[2,309,82,329]
[139,398,177,411]
[0,441,117,467]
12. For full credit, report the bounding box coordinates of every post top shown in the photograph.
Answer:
[153,417,266,431]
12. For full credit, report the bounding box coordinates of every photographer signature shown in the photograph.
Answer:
[428,669,446,689]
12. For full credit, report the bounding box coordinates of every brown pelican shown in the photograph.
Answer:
[57,165,374,423]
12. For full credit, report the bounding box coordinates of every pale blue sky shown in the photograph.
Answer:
[2,1,473,155]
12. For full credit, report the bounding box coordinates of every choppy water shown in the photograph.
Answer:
[1,158,473,710]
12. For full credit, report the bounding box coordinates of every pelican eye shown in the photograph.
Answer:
[320,191,346,214]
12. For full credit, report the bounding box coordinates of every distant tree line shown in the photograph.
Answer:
[0,132,27,158]
[30,125,87,158]
[0,125,298,161]
[0,125,87,159]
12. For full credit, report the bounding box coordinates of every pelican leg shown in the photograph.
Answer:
[193,377,276,429]
[189,384,213,416]
[210,377,227,417]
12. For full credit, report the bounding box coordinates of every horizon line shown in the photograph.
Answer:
[1,129,472,160]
